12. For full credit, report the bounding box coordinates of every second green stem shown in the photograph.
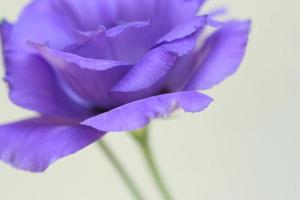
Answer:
[131,128,174,200]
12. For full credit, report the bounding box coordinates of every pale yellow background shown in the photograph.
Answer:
[0,0,299,199]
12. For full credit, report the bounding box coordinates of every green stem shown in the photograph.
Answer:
[131,128,174,200]
[98,141,145,200]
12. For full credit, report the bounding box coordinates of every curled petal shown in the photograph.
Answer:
[82,91,213,132]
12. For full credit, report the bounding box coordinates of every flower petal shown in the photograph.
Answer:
[82,91,213,132]
[164,19,224,92]
[157,0,205,25]
[0,21,90,119]
[8,1,75,51]
[67,21,158,64]
[112,34,199,92]
[0,20,12,43]
[185,20,251,90]
[31,43,132,109]
[7,0,155,52]
[156,16,206,44]
[0,117,104,172]
[109,0,156,23]
[165,53,198,91]
[150,0,205,44]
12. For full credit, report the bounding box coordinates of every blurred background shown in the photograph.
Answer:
[0,0,299,199]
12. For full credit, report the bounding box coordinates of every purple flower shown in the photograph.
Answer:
[0,0,250,172]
